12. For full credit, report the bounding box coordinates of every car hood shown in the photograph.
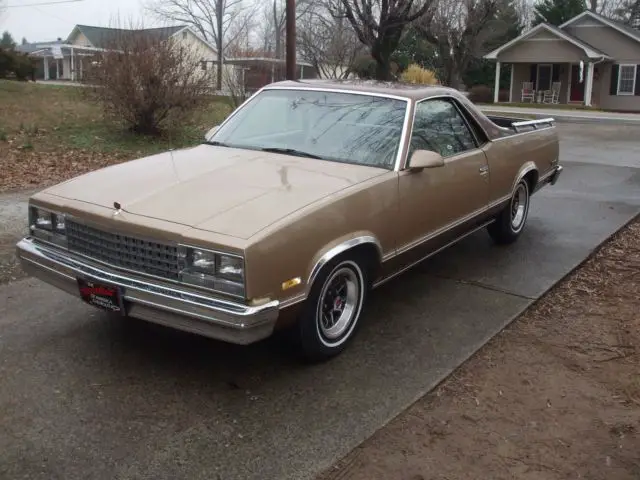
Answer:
[44,145,387,239]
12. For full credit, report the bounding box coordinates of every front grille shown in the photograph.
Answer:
[66,220,179,280]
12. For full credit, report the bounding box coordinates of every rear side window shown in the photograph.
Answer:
[409,99,477,158]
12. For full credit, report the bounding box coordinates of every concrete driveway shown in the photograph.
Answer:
[1,124,639,480]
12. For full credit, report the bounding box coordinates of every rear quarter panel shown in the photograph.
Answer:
[243,172,399,303]
[483,126,559,203]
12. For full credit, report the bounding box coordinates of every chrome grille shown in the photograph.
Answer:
[66,220,179,279]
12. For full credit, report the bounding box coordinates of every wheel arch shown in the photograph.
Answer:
[512,162,539,196]
[307,234,383,291]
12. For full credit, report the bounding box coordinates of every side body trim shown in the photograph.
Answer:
[389,194,510,260]
[373,220,495,289]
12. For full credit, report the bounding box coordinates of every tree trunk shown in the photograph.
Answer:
[216,0,224,91]
[374,56,393,81]
[275,29,283,59]
[371,31,402,81]
[274,0,283,59]
[448,70,463,90]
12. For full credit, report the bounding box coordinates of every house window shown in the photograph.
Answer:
[617,64,637,95]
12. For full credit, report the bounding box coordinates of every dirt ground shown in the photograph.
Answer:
[319,218,640,480]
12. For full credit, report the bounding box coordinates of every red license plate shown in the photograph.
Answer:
[77,278,124,315]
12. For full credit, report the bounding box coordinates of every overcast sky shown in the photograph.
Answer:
[1,0,159,43]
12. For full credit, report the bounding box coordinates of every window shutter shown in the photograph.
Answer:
[610,64,619,95]
[530,64,537,89]
[635,65,640,95]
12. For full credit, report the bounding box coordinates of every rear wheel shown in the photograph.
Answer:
[487,179,530,245]
[294,256,369,362]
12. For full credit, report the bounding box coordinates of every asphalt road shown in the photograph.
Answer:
[1,124,639,480]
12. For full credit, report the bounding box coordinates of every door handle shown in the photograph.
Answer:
[479,166,489,176]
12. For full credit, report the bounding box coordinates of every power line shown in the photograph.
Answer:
[6,0,84,7]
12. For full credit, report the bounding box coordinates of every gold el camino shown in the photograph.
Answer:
[16,80,563,362]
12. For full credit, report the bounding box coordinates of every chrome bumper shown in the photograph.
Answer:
[16,237,280,345]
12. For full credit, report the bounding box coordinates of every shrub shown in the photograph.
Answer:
[0,48,13,78]
[0,47,35,80]
[401,64,438,85]
[467,85,493,104]
[351,55,377,79]
[84,25,212,136]
[12,53,36,81]
[222,66,249,109]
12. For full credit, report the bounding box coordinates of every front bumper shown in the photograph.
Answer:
[16,237,280,345]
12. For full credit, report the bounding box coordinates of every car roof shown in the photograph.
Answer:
[264,79,462,101]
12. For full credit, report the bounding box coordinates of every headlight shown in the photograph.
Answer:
[29,206,67,245]
[178,246,245,297]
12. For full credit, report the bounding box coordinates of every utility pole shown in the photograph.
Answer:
[285,0,296,80]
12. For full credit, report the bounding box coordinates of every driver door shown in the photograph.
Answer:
[394,97,491,266]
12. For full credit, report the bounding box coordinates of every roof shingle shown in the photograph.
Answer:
[73,25,187,49]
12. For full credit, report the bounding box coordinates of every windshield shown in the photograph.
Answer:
[210,89,408,170]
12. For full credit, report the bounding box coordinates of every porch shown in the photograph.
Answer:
[29,44,106,82]
[484,22,612,108]
[497,62,606,107]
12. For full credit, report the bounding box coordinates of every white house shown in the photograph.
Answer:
[24,24,222,84]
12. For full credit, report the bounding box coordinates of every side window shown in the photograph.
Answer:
[409,99,477,158]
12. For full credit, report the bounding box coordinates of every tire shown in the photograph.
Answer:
[294,256,370,363]
[487,179,530,245]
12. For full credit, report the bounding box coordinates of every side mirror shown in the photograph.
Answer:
[204,125,219,141]
[408,149,444,171]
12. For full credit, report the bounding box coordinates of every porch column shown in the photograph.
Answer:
[493,61,501,103]
[44,56,50,80]
[56,59,60,79]
[509,64,514,103]
[70,47,75,81]
[584,61,594,107]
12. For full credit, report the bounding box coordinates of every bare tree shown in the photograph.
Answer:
[84,23,211,135]
[416,0,503,89]
[329,0,436,81]
[146,0,256,90]
[298,1,364,78]
[588,0,628,17]
[257,0,313,59]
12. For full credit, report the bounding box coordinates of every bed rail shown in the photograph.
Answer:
[511,117,555,133]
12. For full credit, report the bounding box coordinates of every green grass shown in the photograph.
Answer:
[0,80,234,157]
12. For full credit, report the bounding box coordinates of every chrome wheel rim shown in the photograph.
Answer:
[317,267,360,341]
[510,183,528,231]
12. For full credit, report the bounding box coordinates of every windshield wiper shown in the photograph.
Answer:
[203,140,230,147]
[260,147,323,159]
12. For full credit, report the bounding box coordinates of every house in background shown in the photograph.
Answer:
[225,56,317,94]
[484,10,640,111]
[23,24,220,84]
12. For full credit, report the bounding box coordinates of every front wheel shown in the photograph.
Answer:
[295,257,369,362]
[487,179,530,245]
